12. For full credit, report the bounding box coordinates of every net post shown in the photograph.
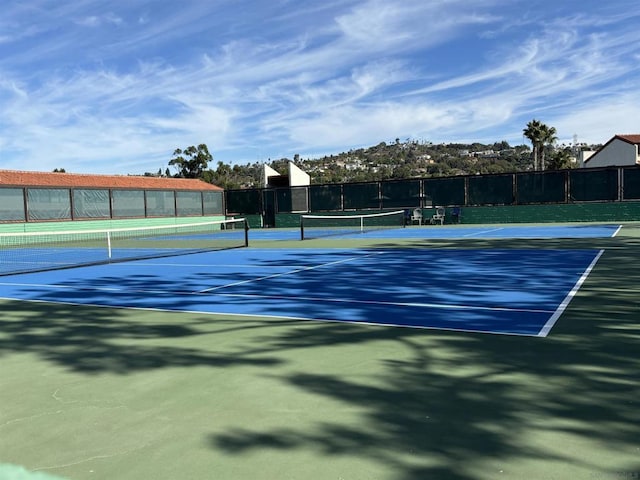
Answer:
[300,216,305,241]
[243,218,249,247]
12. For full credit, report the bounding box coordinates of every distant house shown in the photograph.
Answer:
[582,134,640,168]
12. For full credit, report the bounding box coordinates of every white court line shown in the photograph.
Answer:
[214,292,555,314]
[0,281,176,296]
[0,280,554,315]
[0,296,539,337]
[462,227,505,237]
[537,249,604,337]
[106,262,314,269]
[612,225,622,237]
[198,251,387,293]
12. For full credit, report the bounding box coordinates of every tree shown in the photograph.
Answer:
[169,144,212,178]
[523,120,557,171]
[547,148,574,170]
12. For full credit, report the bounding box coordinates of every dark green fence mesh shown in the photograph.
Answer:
[291,187,308,212]
[275,187,309,213]
[516,171,566,204]
[275,188,292,213]
[569,168,619,202]
[343,182,380,210]
[468,174,514,205]
[309,184,342,211]
[622,167,640,200]
[381,179,421,209]
[224,166,634,218]
[226,189,262,214]
[262,190,276,226]
[423,177,465,206]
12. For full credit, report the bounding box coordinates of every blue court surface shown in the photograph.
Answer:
[251,223,621,241]
[0,246,603,337]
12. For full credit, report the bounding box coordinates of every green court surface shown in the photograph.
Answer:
[1,225,639,480]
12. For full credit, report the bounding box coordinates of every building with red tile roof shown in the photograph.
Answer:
[0,169,224,223]
[0,169,222,191]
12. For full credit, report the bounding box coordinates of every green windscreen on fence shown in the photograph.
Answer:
[569,168,619,202]
[468,174,514,205]
[276,188,292,213]
[343,182,380,210]
[73,189,111,219]
[516,171,566,204]
[27,188,72,221]
[275,187,308,213]
[381,179,421,209]
[203,191,224,215]
[423,177,465,206]
[309,184,342,212]
[291,187,308,212]
[226,189,262,214]
[146,190,176,217]
[0,188,26,222]
[622,167,640,200]
[176,191,204,216]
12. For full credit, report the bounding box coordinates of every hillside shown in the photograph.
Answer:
[149,139,597,190]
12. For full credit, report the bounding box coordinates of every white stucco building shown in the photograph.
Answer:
[582,134,640,168]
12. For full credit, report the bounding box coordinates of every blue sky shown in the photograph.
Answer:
[1,0,639,174]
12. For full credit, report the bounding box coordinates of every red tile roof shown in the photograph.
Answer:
[0,169,222,191]
[616,134,640,144]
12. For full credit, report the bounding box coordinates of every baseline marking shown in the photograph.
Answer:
[0,296,538,337]
[537,249,604,337]
[612,225,622,237]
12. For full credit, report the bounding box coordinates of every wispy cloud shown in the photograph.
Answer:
[74,13,124,27]
[0,0,639,173]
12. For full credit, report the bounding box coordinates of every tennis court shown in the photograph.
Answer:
[1,219,639,480]
[0,246,603,336]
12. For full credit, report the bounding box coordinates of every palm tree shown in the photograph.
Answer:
[539,124,557,171]
[523,120,557,171]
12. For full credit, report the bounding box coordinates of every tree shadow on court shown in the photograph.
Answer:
[0,299,291,373]
[206,236,640,479]
[7,243,604,336]
[1,235,638,479]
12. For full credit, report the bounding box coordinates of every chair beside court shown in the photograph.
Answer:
[408,206,461,226]
[430,207,445,225]
[410,208,423,225]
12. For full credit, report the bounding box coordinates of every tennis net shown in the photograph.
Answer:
[300,210,405,240]
[0,218,249,276]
